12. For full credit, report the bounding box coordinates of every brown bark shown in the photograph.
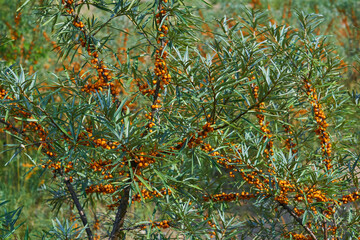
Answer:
[108,185,130,240]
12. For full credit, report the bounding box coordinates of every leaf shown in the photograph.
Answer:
[127,0,137,11]
[135,174,153,191]
[302,210,308,226]
[260,66,272,87]
[57,124,72,140]
[14,117,38,122]
[5,147,23,166]
[16,0,31,12]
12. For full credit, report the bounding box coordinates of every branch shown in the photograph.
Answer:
[278,201,318,240]
[64,176,94,240]
[108,184,131,240]
[322,209,328,240]
[118,223,149,231]
[118,220,173,231]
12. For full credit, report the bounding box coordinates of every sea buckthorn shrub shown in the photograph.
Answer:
[1,0,360,239]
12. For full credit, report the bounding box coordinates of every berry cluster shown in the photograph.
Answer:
[0,86,7,99]
[249,75,259,99]
[153,44,171,93]
[145,0,171,131]
[93,138,119,150]
[134,152,156,169]
[293,207,305,217]
[285,233,312,240]
[203,216,216,238]
[106,187,172,210]
[93,219,100,235]
[303,79,332,170]
[14,11,21,27]
[174,122,214,149]
[0,91,60,159]
[340,191,360,204]
[132,187,172,203]
[239,169,270,194]
[203,192,255,202]
[294,187,334,215]
[137,80,153,96]
[150,220,171,229]
[283,125,297,153]
[256,102,274,159]
[22,119,48,142]
[273,180,297,205]
[0,89,67,177]
[80,43,112,93]
[86,183,118,194]
[64,161,73,173]
[137,0,171,136]
[45,160,61,170]
[216,155,240,170]
[89,159,112,172]
[248,74,274,160]
[88,157,126,180]
[62,0,120,97]
[214,145,243,177]
[328,226,337,235]
[62,0,75,15]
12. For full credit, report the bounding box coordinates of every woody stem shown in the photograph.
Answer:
[108,184,131,240]
[64,176,93,240]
